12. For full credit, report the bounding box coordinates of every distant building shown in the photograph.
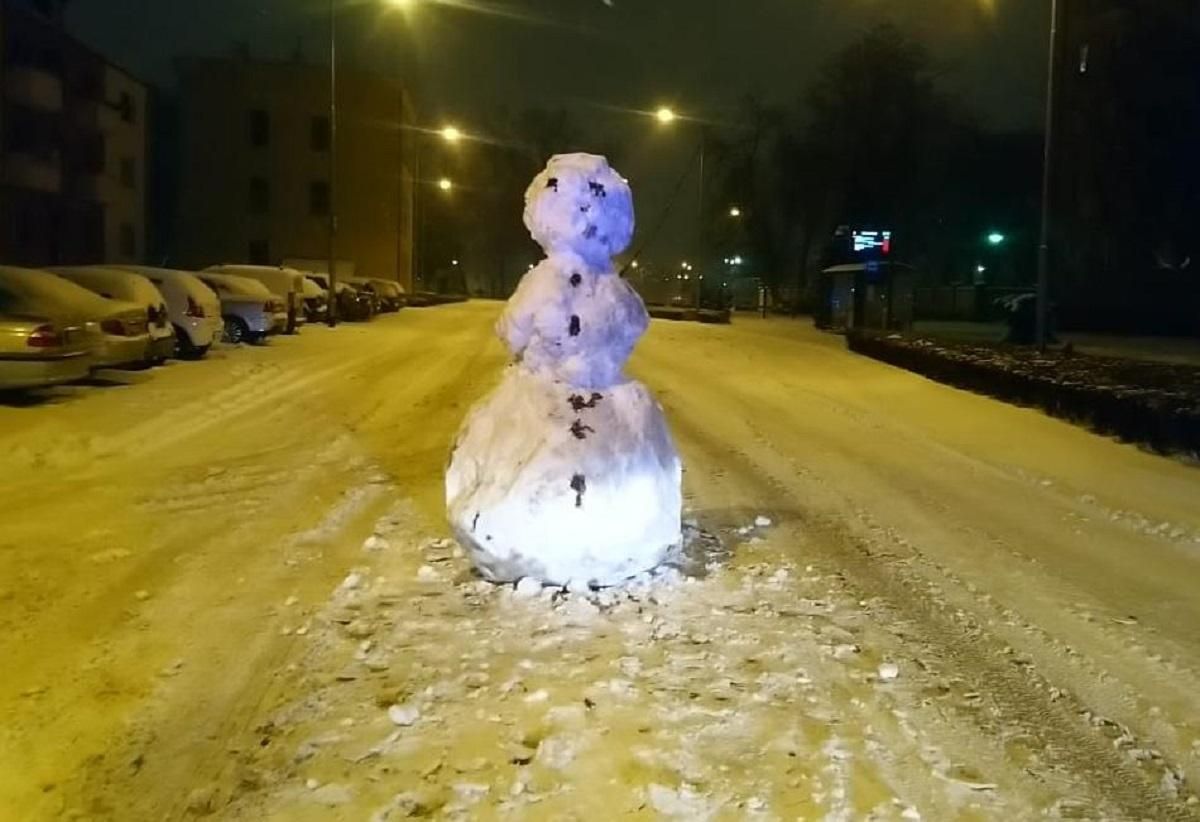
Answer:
[0,0,147,265]
[173,56,416,289]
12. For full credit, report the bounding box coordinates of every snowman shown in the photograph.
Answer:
[446,153,683,588]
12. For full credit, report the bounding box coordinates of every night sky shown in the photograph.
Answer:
[66,0,1051,265]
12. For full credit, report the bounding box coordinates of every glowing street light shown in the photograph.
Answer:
[438,177,453,191]
[987,231,1006,246]
[655,106,677,125]
[729,206,742,218]
[631,260,640,269]
[440,125,462,143]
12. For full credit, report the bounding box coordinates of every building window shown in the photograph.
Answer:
[249,176,270,214]
[248,239,270,265]
[119,223,136,258]
[120,157,136,188]
[311,116,330,152]
[118,91,136,124]
[309,181,330,216]
[249,109,270,148]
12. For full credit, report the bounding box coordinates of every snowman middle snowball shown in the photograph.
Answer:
[445,153,683,587]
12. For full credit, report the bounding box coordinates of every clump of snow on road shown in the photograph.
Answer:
[213,509,1038,820]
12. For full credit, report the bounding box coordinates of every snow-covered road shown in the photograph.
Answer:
[2,302,1199,820]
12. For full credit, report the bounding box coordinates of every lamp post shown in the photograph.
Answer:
[654,106,708,310]
[327,0,339,325]
[327,0,417,324]
[413,127,460,293]
[1036,0,1063,349]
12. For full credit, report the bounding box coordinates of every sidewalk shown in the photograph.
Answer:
[914,321,1200,367]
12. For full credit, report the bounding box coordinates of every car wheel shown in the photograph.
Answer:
[224,316,250,345]
[174,325,205,360]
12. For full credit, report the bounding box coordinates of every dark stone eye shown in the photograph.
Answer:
[569,315,581,336]
[569,273,582,287]
[546,177,559,191]
[588,181,606,198]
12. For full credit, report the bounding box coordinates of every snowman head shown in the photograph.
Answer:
[523,153,634,268]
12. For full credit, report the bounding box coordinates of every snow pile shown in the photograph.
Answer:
[446,154,682,586]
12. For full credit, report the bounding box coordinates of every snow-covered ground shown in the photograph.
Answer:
[2,303,1199,820]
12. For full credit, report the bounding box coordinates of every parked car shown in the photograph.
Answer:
[300,276,329,323]
[372,278,407,310]
[305,274,375,321]
[49,266,176,364]
[206,265,307,334]
[0,266,152,369]
[0,314,91,390]
[196,272,284,344]
[347,277,405,313]
[115,266,222,359]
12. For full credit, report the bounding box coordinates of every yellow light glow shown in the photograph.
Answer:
[440,125,462,143]
[729,206,741,218]
[438,178,453,191]
[655,107,677,125]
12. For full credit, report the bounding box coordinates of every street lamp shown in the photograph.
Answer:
[729,206,742,218]
[440,125,462,143]
[656,104,708,310]
[438,177,453,191]
[986,231,1006,246]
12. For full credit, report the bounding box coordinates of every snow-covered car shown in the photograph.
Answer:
[0,314,91,390]
[0,266,151,369]
[196,272,284,344]
[206,265,307,334]
[347,277,404,313]
[115,266,222,359]
[305,275,375,321]
[300,275,329,323]
[370,278,407,311]
[49,266,176,363]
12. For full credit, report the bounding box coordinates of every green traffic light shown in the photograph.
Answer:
[986,232,1006,246]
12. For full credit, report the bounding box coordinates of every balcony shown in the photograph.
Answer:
[4,67,64,112]
[4,153,63,193]
[73,172,113,201]
[71,98,121,131]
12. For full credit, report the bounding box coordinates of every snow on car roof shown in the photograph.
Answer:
[198,272,275,299]
[50,266,165,307]
[0,265,139,320]
[208,265,304,291]
[116,266,223,312]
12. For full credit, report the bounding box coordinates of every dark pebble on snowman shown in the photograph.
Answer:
[568,392,603,411]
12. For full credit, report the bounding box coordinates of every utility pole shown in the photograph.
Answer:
[1036,0,1062,349]
[327,0,340,326]
[695,127,706,311]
